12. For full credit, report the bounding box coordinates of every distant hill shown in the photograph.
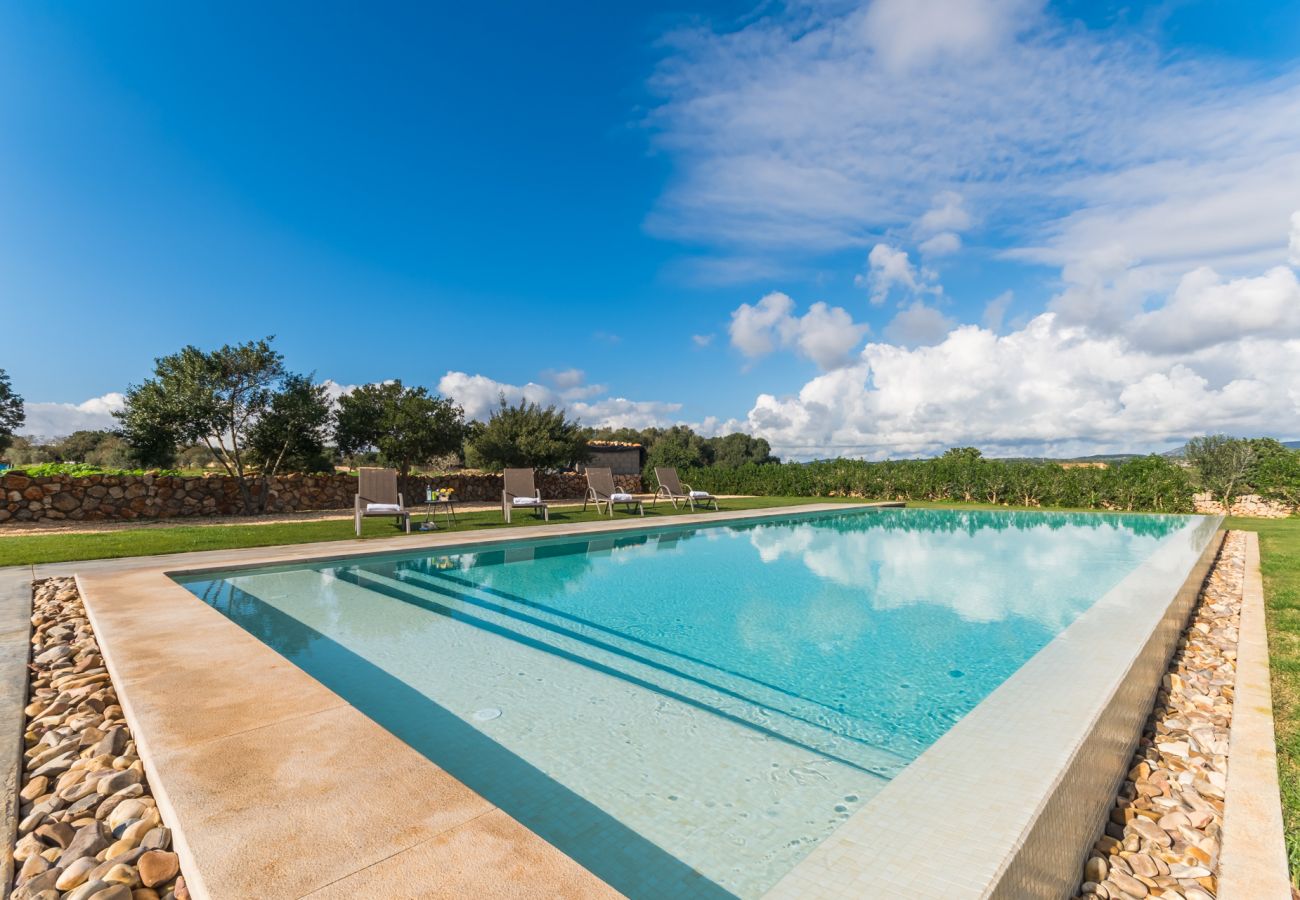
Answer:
[992,453,1142,465]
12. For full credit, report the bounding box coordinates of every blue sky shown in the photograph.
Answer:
[3,1,1300,457]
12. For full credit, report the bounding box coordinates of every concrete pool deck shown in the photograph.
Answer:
[35,502,884,899]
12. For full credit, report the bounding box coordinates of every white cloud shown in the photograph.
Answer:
[20,393,126,439]
[858,244,937,305]
[883,302,957,347]
[542,368,586,390]
[742,316,1298,460]
[861,0,1041,72]
[436,371,682,429]
[917,191,973,236]
[918,232,961,257]
[728,291,869,370]
[691,333,715,348]
[436,372,559,422]
[1290,210,1300,267]
[1128,265,1300,354]
[646,3,1300,285]
[739,227,1300,459]
[729,292,794,358]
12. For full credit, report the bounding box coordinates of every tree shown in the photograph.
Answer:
[643,425,713,483]
[39,430,135,469]
[247,374,334,474]
[1250,447,1300,506]
[116,337,316,511]
[463,397,587,471]
[1184,434,1255,507]
[707,432,778,468]
[115,380,178,468]
[0,369,24,456]
[335,381,465,476]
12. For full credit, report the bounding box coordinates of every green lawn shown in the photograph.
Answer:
[0,495,859,567]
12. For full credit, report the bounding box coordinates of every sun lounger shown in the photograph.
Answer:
[355,467,411,535]
[502,467,550,524]
[583,466,644,517]
[652,467,719,511]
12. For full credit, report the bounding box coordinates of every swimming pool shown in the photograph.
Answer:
[175,507,1211,898]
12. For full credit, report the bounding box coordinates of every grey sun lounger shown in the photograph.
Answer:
[355,467,411,535]
[583,466,644,517]
[652,467,719,511]
[502,467,550,523]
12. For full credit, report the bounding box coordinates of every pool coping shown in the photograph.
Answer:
[766,514,1226,899]
[0,568,33,895]
[1219,530,1291,898]
[68,501,887,899]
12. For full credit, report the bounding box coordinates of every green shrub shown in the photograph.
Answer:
[680,454,1198,514]
[8,462,183,478]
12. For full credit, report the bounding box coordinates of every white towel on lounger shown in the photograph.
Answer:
[366,503,403,514]
[611,492,635,502]
[512,497,544,506]
[688,490,711,499]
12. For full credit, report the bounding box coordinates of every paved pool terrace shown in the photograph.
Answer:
[0,504,1235,898]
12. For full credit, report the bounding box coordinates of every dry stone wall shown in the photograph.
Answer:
[0,471,642,525]
[1192,492,1294,519]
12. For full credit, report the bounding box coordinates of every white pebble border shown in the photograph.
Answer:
[1072,531,1245,900]
[9,577,189,900]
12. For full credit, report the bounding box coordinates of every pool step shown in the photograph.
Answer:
[357,566,910,779]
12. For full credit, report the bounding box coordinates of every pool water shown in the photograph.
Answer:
[176,507,1201,898]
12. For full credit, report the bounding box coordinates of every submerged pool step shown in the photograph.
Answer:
[354,566,909,779]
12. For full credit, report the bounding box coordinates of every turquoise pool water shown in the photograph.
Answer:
[176,507,1203,898]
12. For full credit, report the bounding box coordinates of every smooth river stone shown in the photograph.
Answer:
[137,850,179,888]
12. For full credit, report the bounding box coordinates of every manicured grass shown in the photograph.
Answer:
[0,496,859,567]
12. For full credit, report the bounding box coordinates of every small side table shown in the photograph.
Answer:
[419,497,458,531]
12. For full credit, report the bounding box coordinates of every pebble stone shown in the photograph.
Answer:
[1072,531,1246,900]
[9,578,187,900]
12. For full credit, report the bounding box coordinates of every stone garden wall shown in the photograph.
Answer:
[0,471,643,525]
[1192,492,1295,518]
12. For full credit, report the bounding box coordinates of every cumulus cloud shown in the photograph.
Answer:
[19,393,126,439]
[883,302,957,347]
[436,371,682,429]
[436,372,559,422]
[646,2,1300,284]
[858,244,937,305]
[738,222,1300,459]
[728,292,869,370]
[1128,265,1300,354]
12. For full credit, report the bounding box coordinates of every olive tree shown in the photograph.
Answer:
[116,338,330,511]
[247,374,335,474]
[1184,434,1255,507]
[463,397,588,471]
[334,381,465,476]
[0,369,24,456]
